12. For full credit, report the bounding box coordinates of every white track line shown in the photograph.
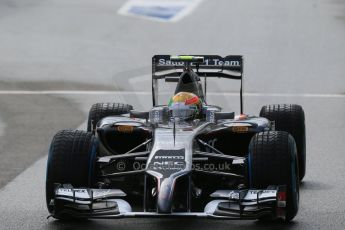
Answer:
[0,90,344,98]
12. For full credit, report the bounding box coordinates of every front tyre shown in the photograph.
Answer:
[260,104,306,181]
[46,130,96,219]
[248,131,299,222]
[87,103,133,132]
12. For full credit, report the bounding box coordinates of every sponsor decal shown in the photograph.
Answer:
[158,58,241,67]
[232,126,249,133]
[117,125,134,133]
[277,191,287,207]
[228,191,240,200]
[155,155,184,160]
[248,190,276,195]
[148,149,186,177]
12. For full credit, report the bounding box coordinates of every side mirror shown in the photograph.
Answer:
[165,77,180,83]
[149,107,170,124]
[215,112,235,121]
[206,108,234,123]
[130,110,149,120]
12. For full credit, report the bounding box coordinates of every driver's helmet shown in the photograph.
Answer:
[168,92,202,120]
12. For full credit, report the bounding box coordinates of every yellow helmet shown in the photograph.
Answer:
[168,92,201,120]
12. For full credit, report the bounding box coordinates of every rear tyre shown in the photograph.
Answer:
[248,131,299,222]
[87,103,133,131]
[46,130,96,219]
[260,104,306,180]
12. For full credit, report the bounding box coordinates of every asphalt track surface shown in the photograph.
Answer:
[0,0,345,229]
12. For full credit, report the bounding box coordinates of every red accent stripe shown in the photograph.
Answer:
[185,96,199,105]
[278,191,286,201]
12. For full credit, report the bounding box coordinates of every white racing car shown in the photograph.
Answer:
[46,55,305,222]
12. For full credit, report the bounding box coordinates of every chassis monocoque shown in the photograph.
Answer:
[46,55,306,222]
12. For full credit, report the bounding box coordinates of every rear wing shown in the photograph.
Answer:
[151,55,244,113]
[152,55,243,80]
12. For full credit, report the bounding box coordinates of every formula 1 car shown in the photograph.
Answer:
[46,55,306,222]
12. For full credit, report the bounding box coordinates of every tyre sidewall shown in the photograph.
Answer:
[45,130,97,217]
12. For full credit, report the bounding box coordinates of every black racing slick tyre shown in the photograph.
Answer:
[248,131,299,222]
[87,103,133,131]
[46,130,96,219]
[260,104,306,181]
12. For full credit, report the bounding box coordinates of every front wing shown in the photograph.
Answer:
[50,185,287,220]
